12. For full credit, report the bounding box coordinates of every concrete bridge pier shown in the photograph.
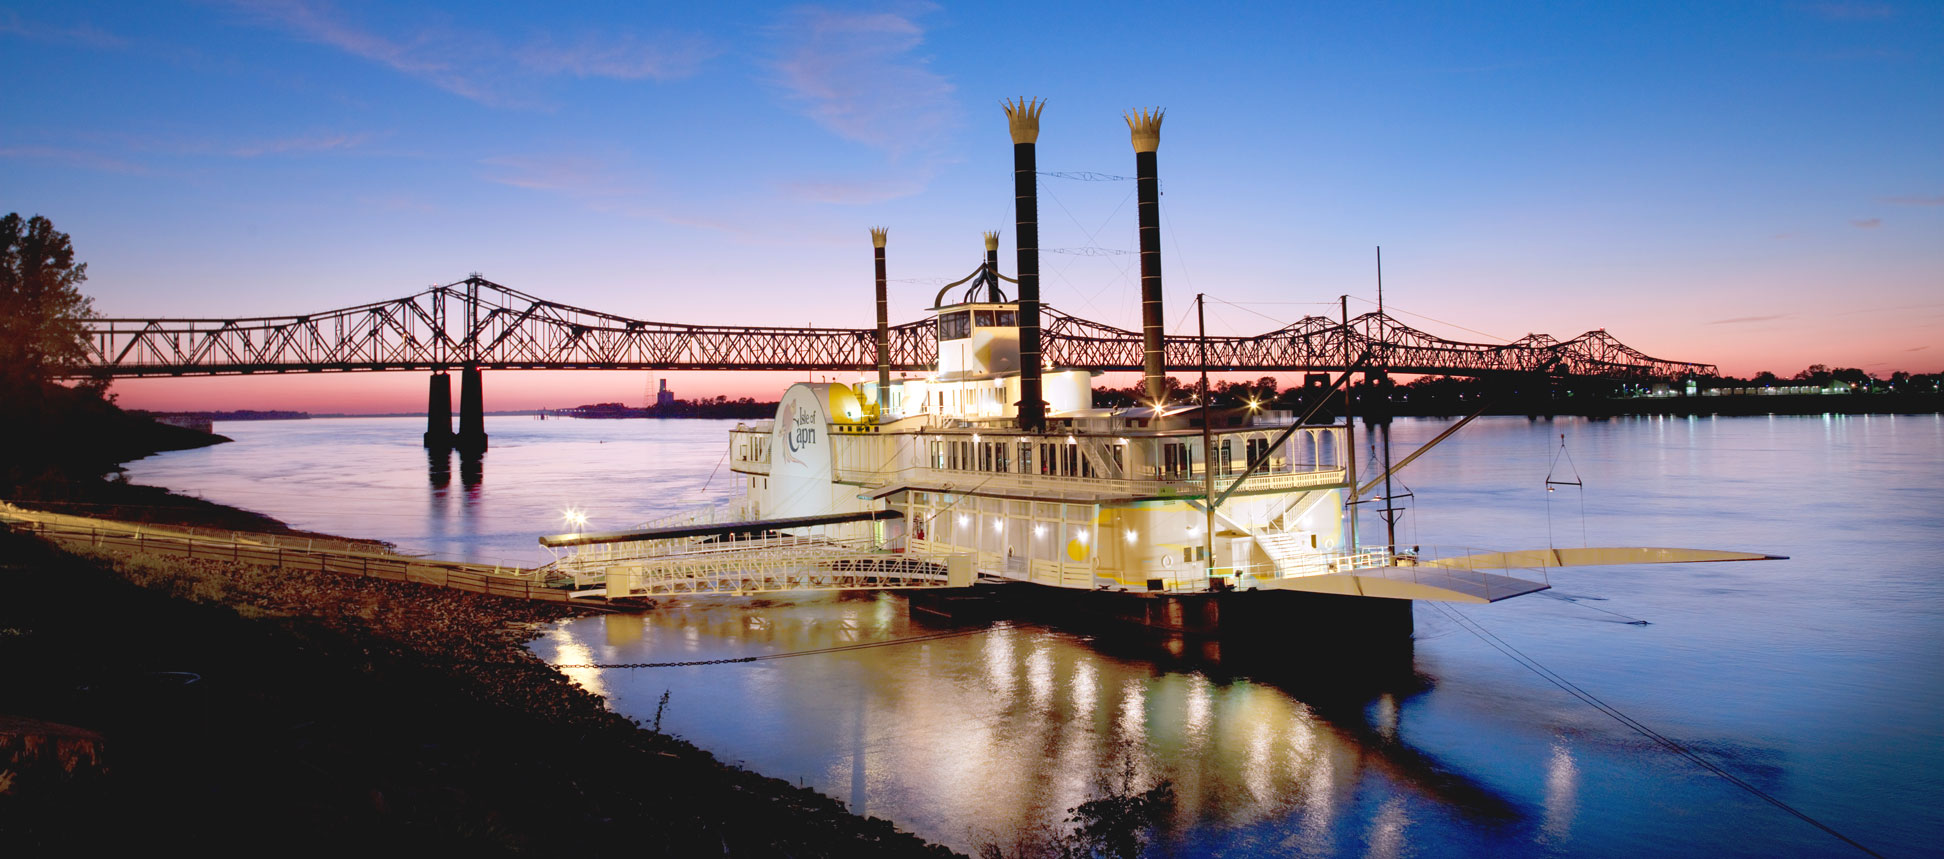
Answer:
[456,365,488,452]
[424,371,453,447]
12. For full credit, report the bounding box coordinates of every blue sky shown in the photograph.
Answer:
[3,1,1939,411]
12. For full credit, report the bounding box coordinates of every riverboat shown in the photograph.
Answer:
[546,100,1777,640]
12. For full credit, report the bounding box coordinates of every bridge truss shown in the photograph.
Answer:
[69,276,1714,380]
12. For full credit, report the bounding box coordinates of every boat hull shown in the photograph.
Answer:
[908,579,1414,644]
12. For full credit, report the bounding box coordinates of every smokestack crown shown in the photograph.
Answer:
[1125,108,1164,153]
[983,231,1000,251]
[1004,97,1045,144]
[870,226,888,248]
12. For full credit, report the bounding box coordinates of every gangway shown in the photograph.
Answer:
[539,509,974,598]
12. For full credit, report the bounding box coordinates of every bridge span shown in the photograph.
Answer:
[68,276,1713,450]
[73,276,1711,380]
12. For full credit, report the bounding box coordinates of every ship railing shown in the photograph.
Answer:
[1330,547,1396,572]
[1216,548,1392,586]
[835,463,1348,495]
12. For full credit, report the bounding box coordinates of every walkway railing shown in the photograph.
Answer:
[543,522,971,597]
[0,503,577,603]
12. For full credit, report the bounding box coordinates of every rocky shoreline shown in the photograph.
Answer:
[0,493,956,856]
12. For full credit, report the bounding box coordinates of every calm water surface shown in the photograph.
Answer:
[127,413,1944,857]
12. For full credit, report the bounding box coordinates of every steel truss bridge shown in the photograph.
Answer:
[66,276,1715,381]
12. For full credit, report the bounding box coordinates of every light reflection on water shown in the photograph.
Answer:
[129,413,1943,856]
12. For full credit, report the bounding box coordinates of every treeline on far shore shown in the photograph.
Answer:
[1095,364,1943,420]
[135,409,310,422]
[549,397,777,420]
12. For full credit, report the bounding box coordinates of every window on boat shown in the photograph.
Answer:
[974,309,997,327]
[937,310,971,341]
[1018,442,1032,475]
[995,308,1017,327]
[1217,439,1233,476]
[1162,441,1192,479]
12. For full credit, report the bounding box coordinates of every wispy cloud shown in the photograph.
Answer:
[218,1,712,107]
[231,132,377,157]
[517,32,714,81]
[768,3,959,203]
[1803,2,1894,20]
[1851,217,1883,228]
[359,193,438,214]
[783,172,935,206]
[0,145,149,175]
[1881,193,1944,206]
[1908,346,1930,352]
[1710,314,1794,325]
[220,1,495,100]
[0,12,128,49]
[773,5,956,154]
[479,154,646,197]
[477,153,844,243]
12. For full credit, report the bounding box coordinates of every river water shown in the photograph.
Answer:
[125,413,1943,857]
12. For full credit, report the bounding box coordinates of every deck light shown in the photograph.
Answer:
[1125,529,1138,544]
[562,508,589,531]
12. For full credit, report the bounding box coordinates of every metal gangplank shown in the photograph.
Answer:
[539,509,973,598]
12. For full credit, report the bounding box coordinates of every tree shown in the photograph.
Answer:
[0,213,95,389]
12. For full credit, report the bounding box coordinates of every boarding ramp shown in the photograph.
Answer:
[1247,544,1782,603]
[539,509,973,598]
[1228,545,1552,604]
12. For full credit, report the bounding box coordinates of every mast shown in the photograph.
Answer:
[1197,293,1216,584]
[1377,246,1400,554]
[1342,294,1357,551]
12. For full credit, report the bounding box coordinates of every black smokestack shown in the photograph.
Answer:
[872,226,890,413]
[1128,108,1166,404]
[1006,97,1046,432]
[983,231,1002,302]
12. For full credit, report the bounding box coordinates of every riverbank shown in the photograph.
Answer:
[0,503,953,856]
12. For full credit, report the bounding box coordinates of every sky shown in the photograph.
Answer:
[2,0,1939,413]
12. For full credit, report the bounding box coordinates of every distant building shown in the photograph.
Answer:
[656,379,676,407]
